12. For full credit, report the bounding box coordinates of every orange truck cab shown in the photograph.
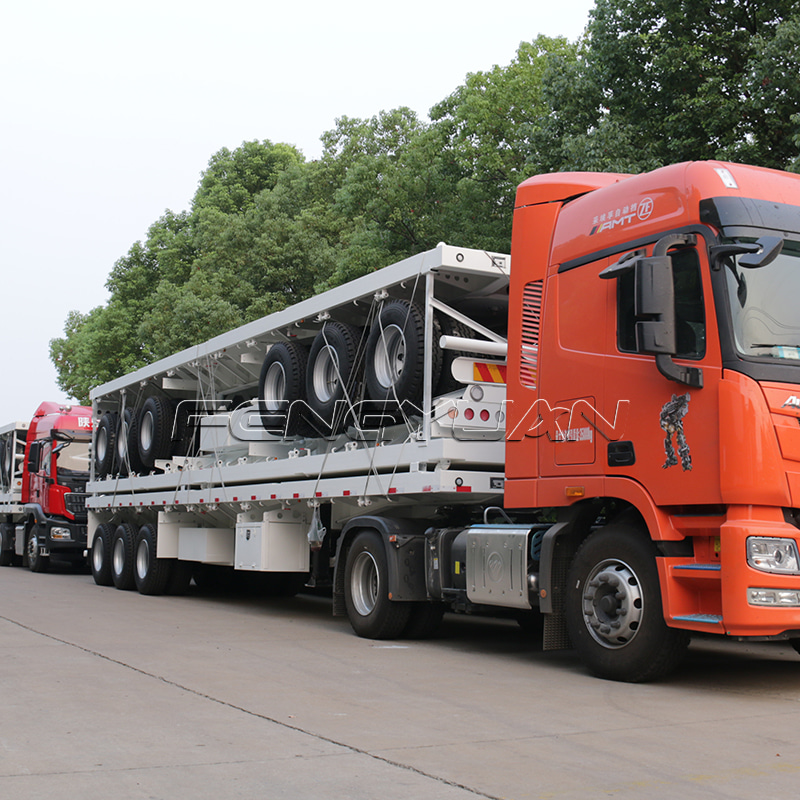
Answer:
[504,161,800,679]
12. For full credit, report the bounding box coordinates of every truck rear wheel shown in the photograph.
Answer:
[134,523,173,595]
[344,530,410,639]
[91,523,115,585]
[565,524,689,682]
[111,523,137,590]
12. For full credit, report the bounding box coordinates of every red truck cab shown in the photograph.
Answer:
[20,402,92,570]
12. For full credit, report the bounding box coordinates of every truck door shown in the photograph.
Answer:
[26,440,49,510]
[599,239,723,505]
[535,255,611,477]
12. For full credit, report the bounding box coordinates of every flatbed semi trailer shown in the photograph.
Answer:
[86,161,800,681]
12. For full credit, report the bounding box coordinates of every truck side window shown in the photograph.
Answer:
[617,247,705,359]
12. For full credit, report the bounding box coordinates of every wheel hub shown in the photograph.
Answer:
[581,559,643,648]
[350,550,379,617]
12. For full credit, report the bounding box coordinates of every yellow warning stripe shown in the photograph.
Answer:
[473,362,507,384]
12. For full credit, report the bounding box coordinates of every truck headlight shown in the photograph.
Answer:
[747,537,800,574]
[50,527,72,541]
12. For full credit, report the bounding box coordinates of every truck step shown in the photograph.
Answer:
[671,563,721,579]
[672,613,724,625]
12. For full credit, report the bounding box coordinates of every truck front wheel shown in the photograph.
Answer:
[26,529,50,573]
[344,530,410,639]
[565,524,689,682]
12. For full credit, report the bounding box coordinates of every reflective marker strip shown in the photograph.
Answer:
[473,362,507,384]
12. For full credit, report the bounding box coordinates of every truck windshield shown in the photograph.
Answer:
[54,437,91,476]
[724,237,800,361]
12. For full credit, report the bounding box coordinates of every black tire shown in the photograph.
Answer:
[565,524,690,682]
[91,523,115,586]
[2,438,12,483]
[137,397,175,469]
[403,602,446,639]
[0,440,9,488]
[123,407,146,476]
[365,300,440,406]
[111,522,137,590]
[259,341,309,436]
[305,321,362,433]
[95,412,118,478]
[172,402,199,457]
[134,523,173,595]
[436,315,470,396]
[344,530,410,639]
[26,528,50,573]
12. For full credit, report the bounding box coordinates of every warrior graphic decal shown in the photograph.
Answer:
[660,393,692,471]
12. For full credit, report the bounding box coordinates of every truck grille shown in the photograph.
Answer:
[65,492,88,515]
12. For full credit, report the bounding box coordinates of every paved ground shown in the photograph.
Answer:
[2,562,800,800]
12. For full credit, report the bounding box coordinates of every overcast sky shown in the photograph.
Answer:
[0,0,594,424]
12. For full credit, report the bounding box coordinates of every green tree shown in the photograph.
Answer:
[542,0,800,171]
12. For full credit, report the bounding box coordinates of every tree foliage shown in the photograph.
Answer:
[51,3,800,403]
[537,0,800,172]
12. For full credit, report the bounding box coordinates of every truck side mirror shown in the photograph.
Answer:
[601,233,703,388]
[635,255,677,355]
[27,441,41,473]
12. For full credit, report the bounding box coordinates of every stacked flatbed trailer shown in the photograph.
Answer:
[87,245,517,628]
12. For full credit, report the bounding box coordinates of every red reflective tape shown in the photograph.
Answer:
[316,492,322,497]
[388,487,397,494]
[473,362,507,384]
[293,493,299,498]
[456,486,472,492]
[474,362,492,382]
[343,490,351,496]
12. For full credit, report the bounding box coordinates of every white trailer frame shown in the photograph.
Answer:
[0,421,29,508]
[87,244,511,573]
